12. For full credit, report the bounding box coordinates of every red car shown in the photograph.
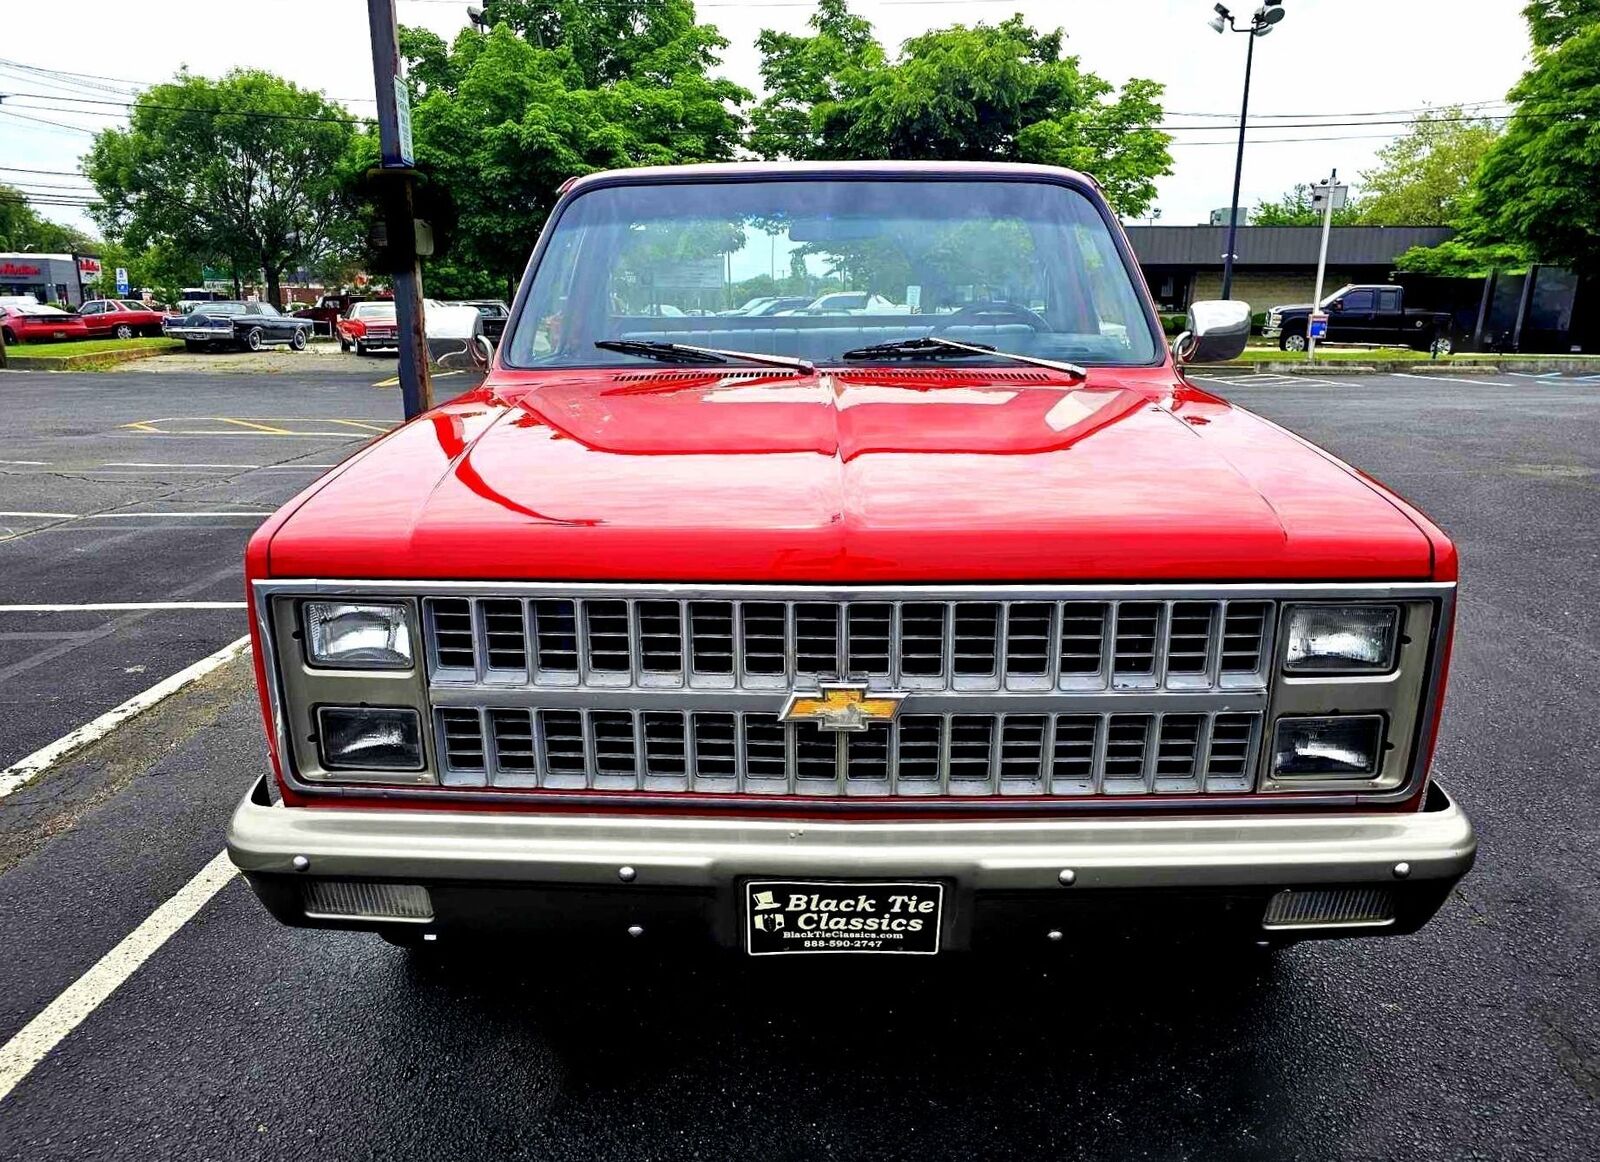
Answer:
[335,300,399,354]
[76,298,166,339]
[227,162,1474,958]
[1,303,89,343]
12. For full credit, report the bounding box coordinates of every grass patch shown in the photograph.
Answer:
[4,337,183,359]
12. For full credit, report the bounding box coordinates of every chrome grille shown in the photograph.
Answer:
[424,597,1272,692]
[431,708,1264,797]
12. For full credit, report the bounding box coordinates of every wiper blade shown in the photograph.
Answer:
[840,335,1087,379]
[595,339,815,373]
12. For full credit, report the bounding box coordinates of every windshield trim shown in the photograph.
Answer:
[499,169,1168,374]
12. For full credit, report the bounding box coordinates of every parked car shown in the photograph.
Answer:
[294,293,383,335]
[227,161,1474,958]
[791,290,909,316]
[162,301,312,352]
[458,299,511,344]
[77,299,166,339]
[1264,285,1454,354]
[336,300,399,355]
[1,303,89,343]
[747,295,813,317]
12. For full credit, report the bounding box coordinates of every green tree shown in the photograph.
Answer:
[1358,107,1500,226]
[397,9,747,296]
[1464,22,1600,276]
[749,3,1172,218]
[1522,0,1600,49]
[1250,183,1365,226]
[0,186,95,252]
[84,70,360,306]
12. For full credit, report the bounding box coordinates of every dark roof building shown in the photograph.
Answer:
[1126,225,1455,314]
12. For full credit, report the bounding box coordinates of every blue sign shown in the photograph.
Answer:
[115,266,130,295]
[1309,311,1329,340]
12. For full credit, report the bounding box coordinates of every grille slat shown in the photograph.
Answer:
[422,593,1279,797]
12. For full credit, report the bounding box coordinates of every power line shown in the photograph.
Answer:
[1,93,371,126]
[0,108,98,135]
[0,164,90,178]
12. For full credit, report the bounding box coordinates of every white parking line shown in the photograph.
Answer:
[1508,372,1560,379]
[0,635,249,800]
[1391,372,1514,387]
[82,511,274,518]
[0,602,246,612]
[0,850,237,1104]
[0,512,77,519]
[0,460,50,466]
[102,462,261,469]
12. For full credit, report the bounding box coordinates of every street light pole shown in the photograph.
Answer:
[366,0,434,421]
[1221,27,1257,300]
[1210,2,1286,301]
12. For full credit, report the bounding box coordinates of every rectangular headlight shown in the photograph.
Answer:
[1271,715,1384,778]
[1283,604,1398,674]
[303,601,413,669]
[317,706,424,771]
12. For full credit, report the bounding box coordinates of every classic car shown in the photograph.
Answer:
[459,299,511,344]
[295,293,383,335]
[77,298,166,339]
[162,300,312,352]
[228,161,1475,959]
[336,300,399,355]
[0,303,89,343]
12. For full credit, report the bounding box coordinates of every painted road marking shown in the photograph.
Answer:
[118,418,392,437]
[82,511,273,518]
[0,635,249,800]
[0,512,77,519]
[216,418,294,434]
[0,850,237,1105]
[1392,372,1514,387]
[0,460,50,466]
[103,462,262,469]
[0,602,247,612]
[1508,372,1560,379]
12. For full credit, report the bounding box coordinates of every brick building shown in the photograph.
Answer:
[1126,225,1455,314]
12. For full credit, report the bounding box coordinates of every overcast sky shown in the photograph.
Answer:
[0,0,1533,242]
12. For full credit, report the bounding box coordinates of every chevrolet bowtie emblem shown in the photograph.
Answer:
[778,682,908,733]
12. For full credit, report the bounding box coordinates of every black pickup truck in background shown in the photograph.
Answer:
[1263,285,1454,354]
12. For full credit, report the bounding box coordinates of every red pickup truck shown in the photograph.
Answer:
[228,162,1474,959]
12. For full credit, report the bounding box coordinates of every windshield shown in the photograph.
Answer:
[354,302,395,319]
[505,178,1160,368]
[197,303,246,316]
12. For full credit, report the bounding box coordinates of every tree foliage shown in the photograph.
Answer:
[748,1,1172,218]
[1521,0,1600,50]
[1464,22,1600,276]
[1250,184,1364,227]
[84,70,360,306]
[1358,107,1501,226]
[0,187,95,252]
[398,3,748,295]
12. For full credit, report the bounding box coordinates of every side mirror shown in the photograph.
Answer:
[1172,299,1251,364]
[1329,299,1344,312]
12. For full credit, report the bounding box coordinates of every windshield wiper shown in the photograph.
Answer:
[595,339,815,374]
[840,335,1087,379]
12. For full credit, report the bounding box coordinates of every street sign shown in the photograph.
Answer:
[1311,182,1349,211]
[1309,312,1329,340]
[114,267,129,295]
[392,76,414,167]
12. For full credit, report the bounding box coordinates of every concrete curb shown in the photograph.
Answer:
[1210,356,1600,376]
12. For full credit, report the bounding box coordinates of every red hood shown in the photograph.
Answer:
[260,366,1438,582]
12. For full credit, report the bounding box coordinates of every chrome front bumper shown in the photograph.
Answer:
[228,777,1476,946]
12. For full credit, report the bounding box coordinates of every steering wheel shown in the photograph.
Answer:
[929,302,1053,333]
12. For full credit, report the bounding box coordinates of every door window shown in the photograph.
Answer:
[1378,289,1401,312]
[1342,289,1375,311]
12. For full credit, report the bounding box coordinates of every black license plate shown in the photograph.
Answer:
[746,880,943,956]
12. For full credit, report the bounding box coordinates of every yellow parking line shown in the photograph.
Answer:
[216,418,294,434]
[121,422,162,433]
[327,419,390,433]
[372,376,400,388]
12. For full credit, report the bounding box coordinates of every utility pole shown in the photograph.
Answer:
[366,0,433,420]
[1307,167,1345,361]
[1221,25,1256,300]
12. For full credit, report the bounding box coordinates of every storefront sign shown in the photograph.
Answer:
[78,256,102,284]
[0,262,44,278]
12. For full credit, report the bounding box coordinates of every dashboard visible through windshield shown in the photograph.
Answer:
[504,177,1161,369]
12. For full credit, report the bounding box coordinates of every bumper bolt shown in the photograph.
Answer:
[291,855,310,872]
[1393,861,1412,879]
[618,865,637,883]
[627,925,644,938]
[1046,929,1064,943]
[1057,868,1076,887]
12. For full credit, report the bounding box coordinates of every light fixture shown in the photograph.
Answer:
[317,706,425,771]
[1283,605,1400,674]
[302,601,413,669]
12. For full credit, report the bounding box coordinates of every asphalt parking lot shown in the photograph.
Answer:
[1,363,1598,1160]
